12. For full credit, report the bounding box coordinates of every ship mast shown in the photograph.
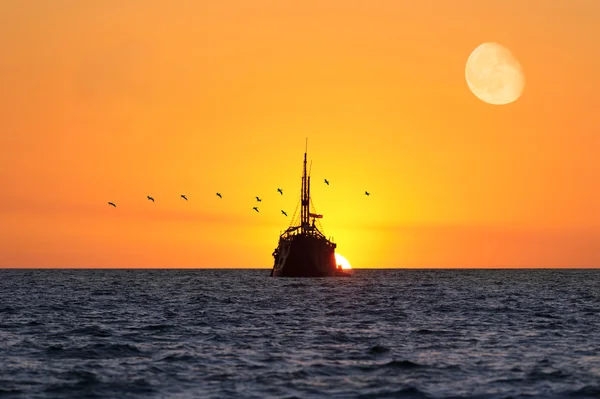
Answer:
[301,138,310,233]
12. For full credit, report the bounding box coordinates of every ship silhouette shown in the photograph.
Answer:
[271,145,350,277]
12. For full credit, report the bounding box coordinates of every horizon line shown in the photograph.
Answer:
[1,267,599,270]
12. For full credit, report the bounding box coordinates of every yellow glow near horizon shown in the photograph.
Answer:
[335,253,352,269]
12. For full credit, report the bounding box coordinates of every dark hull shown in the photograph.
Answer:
[271,234,348,277]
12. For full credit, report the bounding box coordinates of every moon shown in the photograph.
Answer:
[465,42,525,105]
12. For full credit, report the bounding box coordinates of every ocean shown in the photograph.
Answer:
[0,269,599,398]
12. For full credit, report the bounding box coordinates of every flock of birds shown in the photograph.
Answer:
[107,180,370,215]
[324,179,370,196]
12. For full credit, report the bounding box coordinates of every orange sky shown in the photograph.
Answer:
[1,0,599,268]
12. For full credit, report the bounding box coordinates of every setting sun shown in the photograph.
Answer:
[334,253,352,270]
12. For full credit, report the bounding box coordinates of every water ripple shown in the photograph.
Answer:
[0,269,599,398]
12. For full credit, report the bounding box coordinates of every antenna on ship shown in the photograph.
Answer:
[301,138,309,233]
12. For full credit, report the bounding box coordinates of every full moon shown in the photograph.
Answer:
[465,42,525,105]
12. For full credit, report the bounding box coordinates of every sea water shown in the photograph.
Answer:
[0,269,599,398]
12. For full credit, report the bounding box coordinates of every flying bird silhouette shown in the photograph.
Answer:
[181,195,188,201]
[324,179,329,185]
[281,210,287,216]
[256,196,262,202]
[108,202,116,207]
[277,188,283,195]
[147,196,154,202]
[365,191,370,196]
[253,206,259,213]
[216,193,222,198]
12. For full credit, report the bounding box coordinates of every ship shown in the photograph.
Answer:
[270,146,351,277]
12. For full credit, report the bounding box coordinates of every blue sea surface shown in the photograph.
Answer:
[0,269,599,398]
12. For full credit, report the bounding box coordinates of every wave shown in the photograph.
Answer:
[358,386,430,398]
[369,345,390,354]
[46,343,145,359]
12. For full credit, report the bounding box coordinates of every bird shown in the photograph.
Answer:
[277,188,283,195]
[324,179,329,185]
[181,195,188,201]
[108,202,116,207]
[147,196,154,202]
[216,193,222,198]
[365,191,370,196]
[256,196,262,202]
[253,207,259,212]
[281,210,287,216]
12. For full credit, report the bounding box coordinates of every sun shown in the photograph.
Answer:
[334,253,352,269]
